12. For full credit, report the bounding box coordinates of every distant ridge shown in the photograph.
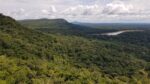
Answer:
[19,18,69,24]
[20,18,69,24]
[19,18,100,35]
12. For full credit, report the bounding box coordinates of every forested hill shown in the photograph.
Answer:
[20,18,70,29]
[1,14,150,84]
[19,18,84,35]
[19,19,150,48]
[19,19,117,36]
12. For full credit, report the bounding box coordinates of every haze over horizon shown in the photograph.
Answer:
[0,0,150,23]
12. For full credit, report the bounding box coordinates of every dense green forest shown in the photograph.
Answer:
[20,19,118,36]
[0,14,150,84]
[20,19,150,48]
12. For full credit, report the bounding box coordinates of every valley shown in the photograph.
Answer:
[0,14,150,84]
[1,0,150,84]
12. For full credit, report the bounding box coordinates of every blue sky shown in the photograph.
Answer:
[0,0,150,23]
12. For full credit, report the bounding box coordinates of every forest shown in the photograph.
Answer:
[0,14,150,84]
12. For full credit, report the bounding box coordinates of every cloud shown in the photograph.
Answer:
[3,8,28,19]
[102,1,133,15]
[61,5,101,16]
[41,9,49,14]
[41,6,57,15]
[0,0,150,22]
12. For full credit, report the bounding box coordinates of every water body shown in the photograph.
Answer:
[101,30,144,36]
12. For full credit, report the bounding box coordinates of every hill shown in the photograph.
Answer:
[20,19,70,29]
[20,19,150,48]
[19,19,117,36]
[1,14,150,84]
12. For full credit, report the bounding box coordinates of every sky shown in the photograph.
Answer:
[0,0,150,23]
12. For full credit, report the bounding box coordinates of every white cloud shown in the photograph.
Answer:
[41,6,57,15]
[103,1,133,15]
[61,5,101,16]
[0,0,150,22]
[41,9,49,14]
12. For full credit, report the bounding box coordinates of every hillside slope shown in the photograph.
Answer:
[20,19,150,48]
[0,14,150,84]
[19,19,117,36]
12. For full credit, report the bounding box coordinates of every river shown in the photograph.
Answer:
[101,30,144,36]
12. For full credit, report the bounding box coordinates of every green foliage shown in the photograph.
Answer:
[1,55,150,84]
[19,18,116,36]
[0,14,150,83]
